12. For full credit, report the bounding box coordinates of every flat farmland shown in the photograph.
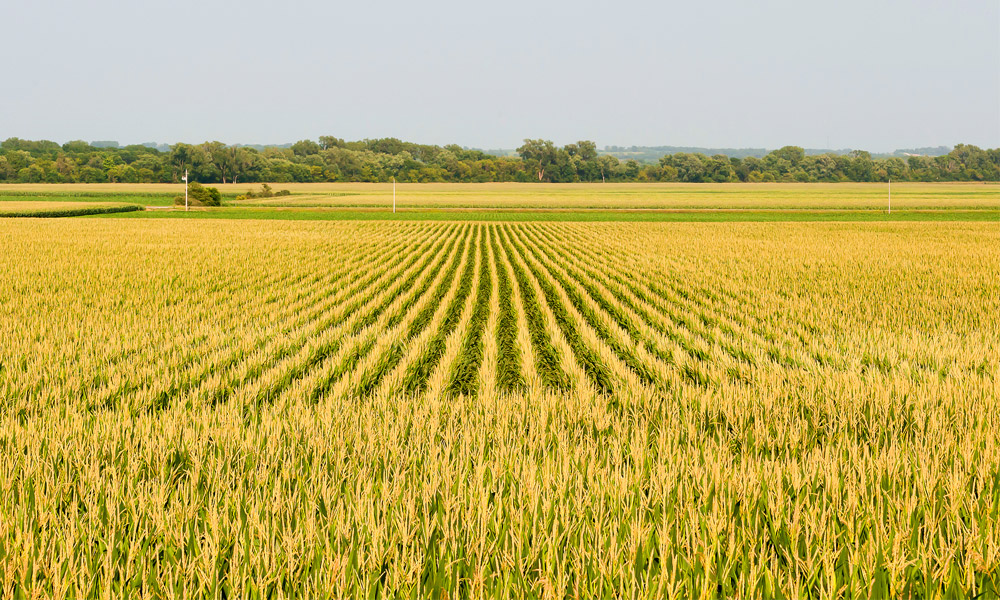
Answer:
[222,181,999,210]
[1,218,998,597]
[2,181,998,212]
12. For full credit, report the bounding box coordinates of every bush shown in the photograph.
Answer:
[238,184,291,199]
[174,182,221,206]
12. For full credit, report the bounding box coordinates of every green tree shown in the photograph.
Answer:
[319,136,345,150]
[6,150,32,172]
[170,143,194,181]
[17,164,45,182]
[61,140,93,154]
[847,150,875,181]
[769,146,805,165]
[575,140,598,161]
[517,139,557,181]
[291,139,322,156]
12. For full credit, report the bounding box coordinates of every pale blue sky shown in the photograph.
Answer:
[3,0,998,151]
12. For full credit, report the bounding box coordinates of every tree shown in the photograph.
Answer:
[170,143,193,181]
[622,159,641,180]
[203,141,231,183]
[884,157,906,180]
[598,155,619,182]
[17,164,45,182]
[575,140,598,161]
[62,140,93,154]
[6,150,32,172]
[847,150,875,181]
[705,155,735,182]
[3,135,999,184]
[319,136,345,150]
[229,147,256,184]
[186,145,218,182]
[291,139,321,156]
[517,139,557,181]
[672,153,707,182]
[175,182,221,206]
[769,146,805,166]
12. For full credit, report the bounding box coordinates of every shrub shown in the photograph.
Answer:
[174,182,222,206]
[239,184,291,199]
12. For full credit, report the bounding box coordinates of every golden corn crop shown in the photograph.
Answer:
[1,218,998,598]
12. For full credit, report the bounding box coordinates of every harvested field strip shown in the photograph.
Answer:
[0,204,143,218]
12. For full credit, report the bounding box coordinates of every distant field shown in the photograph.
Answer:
[1,181,997,212]
[93,206,1000,223]
[2,219,998,597]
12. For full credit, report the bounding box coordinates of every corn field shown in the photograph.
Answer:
[1,218,999,598]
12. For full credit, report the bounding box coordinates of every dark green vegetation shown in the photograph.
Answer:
[234,183,291,200]
[0,204,142,218]
[1,136,996,184]
[174,182,221,206]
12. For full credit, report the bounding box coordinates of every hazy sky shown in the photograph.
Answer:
[3,0,998,151]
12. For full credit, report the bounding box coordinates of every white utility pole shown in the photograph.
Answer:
[393,177,396,214]
[888,177,891,214]
[183,169,189,212]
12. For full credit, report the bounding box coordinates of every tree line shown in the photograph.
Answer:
[0,137,996,184]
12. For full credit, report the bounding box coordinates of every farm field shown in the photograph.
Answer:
[1,217,998,597]
[1,181,998,211]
